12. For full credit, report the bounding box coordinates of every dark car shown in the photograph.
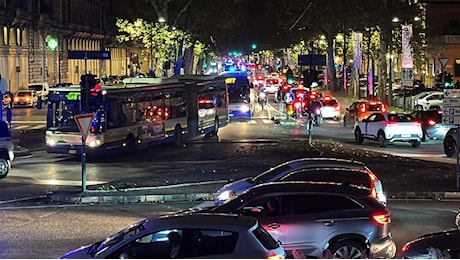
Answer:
[402,214,460,258]
[204,182,396,258]
[443,127,459,157]
[410,110,453,142]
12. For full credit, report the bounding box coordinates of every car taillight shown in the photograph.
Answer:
[294,102,301,109]
[266,253,283,259]
[14,97,19,102]
[381,104,387,113]
[335,104,341,111]
[428,119,436,126]
[385,122,398,127]
[370,182,377,199]
[372,212,391,225]
[360,104,366,113]
[309,94,316,100]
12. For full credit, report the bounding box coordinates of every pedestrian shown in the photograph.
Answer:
[0,74,7,122]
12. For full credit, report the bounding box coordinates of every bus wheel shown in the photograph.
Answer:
[174,125,183,147]
[212,117,219,136]
[125,135,135,152]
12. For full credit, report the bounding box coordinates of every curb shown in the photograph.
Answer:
[44,189,460,205]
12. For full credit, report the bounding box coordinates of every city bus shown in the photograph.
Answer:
[45,76,229,154]
[219,71,255,119]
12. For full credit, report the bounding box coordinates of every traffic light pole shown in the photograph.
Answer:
[81,54,88,193]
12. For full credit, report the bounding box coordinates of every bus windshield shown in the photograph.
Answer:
[225,76,250,103]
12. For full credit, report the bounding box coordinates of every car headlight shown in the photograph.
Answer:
[217,190,237,202]
[88,139,101,148]
[47,137,57,147]
[240,105,250,113]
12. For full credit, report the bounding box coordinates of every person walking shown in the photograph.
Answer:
[0,75,7,121]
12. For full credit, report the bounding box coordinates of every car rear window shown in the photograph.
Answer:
[368,103,383,111]
[322,99,338,106]
[388,114,414,122]
[252,225,280,250]
[17,92,31,97]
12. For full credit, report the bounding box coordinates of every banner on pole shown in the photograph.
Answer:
[401,24,413,69]
[353,32,363,69]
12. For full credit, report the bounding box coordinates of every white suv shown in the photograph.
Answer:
[414,92,443,111]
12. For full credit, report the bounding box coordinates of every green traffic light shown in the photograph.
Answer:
[47,38,58,51]
[251,44,257,49]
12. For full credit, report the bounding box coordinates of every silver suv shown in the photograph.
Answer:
[208,182,396,258]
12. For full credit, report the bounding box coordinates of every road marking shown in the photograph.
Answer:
[11,121,46,124]
[29,124,46,130]
[262,119,274,124]
[14,125,29,130]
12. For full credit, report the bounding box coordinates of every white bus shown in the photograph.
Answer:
[45,76,229,154]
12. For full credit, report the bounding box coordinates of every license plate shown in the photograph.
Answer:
[401,134,411,138]
[19,102,25,105]
[229,113,234,116]
[69,150,77,154]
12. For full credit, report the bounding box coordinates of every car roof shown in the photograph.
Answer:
[280,167,372,182]
[286,157,366,168]
[144,213,258,232]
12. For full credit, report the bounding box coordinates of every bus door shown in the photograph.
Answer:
[163,90,187,136]
[136,92,166,143]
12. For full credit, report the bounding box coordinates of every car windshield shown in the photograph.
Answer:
[322,100,338,106]
[92,219,148,257]
[28,85,43,91]
[252,163,292,183]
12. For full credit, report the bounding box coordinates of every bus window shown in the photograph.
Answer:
[168,91,187,119]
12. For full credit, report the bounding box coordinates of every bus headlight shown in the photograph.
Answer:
[240,104,250,113]
[47,137,57,147]
[88,139,101,148]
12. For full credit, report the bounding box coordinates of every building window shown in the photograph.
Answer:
[3,26,8,45]
[454,59,460,77]
[16,28,21,46]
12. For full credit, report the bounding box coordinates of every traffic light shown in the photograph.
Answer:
[80,74,96,113]
[46,37,58,51]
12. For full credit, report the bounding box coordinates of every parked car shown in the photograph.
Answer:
[214,158,387,206]
[343,100,387,127]
[319,95,341,120]
[410,110,453,142]
[443,127,458,157]
[60,213,285,259]
[12,89,37,108]
[0,121,14,179]
[413,91,444,111]
[204,182,396,258]
[27,82,49,101]
[264,78,281,94]
[354,112,423,147]
[401,213,460,259]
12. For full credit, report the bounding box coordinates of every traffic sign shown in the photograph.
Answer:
[442,116,460,125]
[439,58,448,69]
[443,97,460,107]
[401,68,414,86]
[75,114,95,141]
[443,107,460,116]
[444,89,460,97]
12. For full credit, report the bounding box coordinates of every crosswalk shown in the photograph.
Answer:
[10,121,46,131]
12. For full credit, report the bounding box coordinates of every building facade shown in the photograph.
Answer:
[0,0,130,93]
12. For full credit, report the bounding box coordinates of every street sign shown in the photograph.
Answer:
[443,97,460,107]
[442,116,460,125]
[444,107,460,116]
[401,68,414,86]
[68,51,111,60]
[439,58,448,69]
[75,114,95,141]
[298,54,326,66]
[444,89,460,97]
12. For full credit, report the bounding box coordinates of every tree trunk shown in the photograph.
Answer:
[377,28,388,102]
[327,36,337,92]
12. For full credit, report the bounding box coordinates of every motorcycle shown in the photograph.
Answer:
[258,89,268,110]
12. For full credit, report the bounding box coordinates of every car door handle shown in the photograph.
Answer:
[323,220,336,226]
[267,223,282,230]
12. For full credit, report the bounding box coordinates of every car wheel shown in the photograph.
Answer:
[411,140,421,148]
[415,105,423,111]
[354,128,364,144]
[0,158,10,180]
[328,240,367,259]
[174,125,183,147]
[444,136,457,157]
[378,131,388,147]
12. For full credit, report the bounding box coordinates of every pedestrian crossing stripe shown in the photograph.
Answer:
[12,124,46,130]
[231,120,274,125]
